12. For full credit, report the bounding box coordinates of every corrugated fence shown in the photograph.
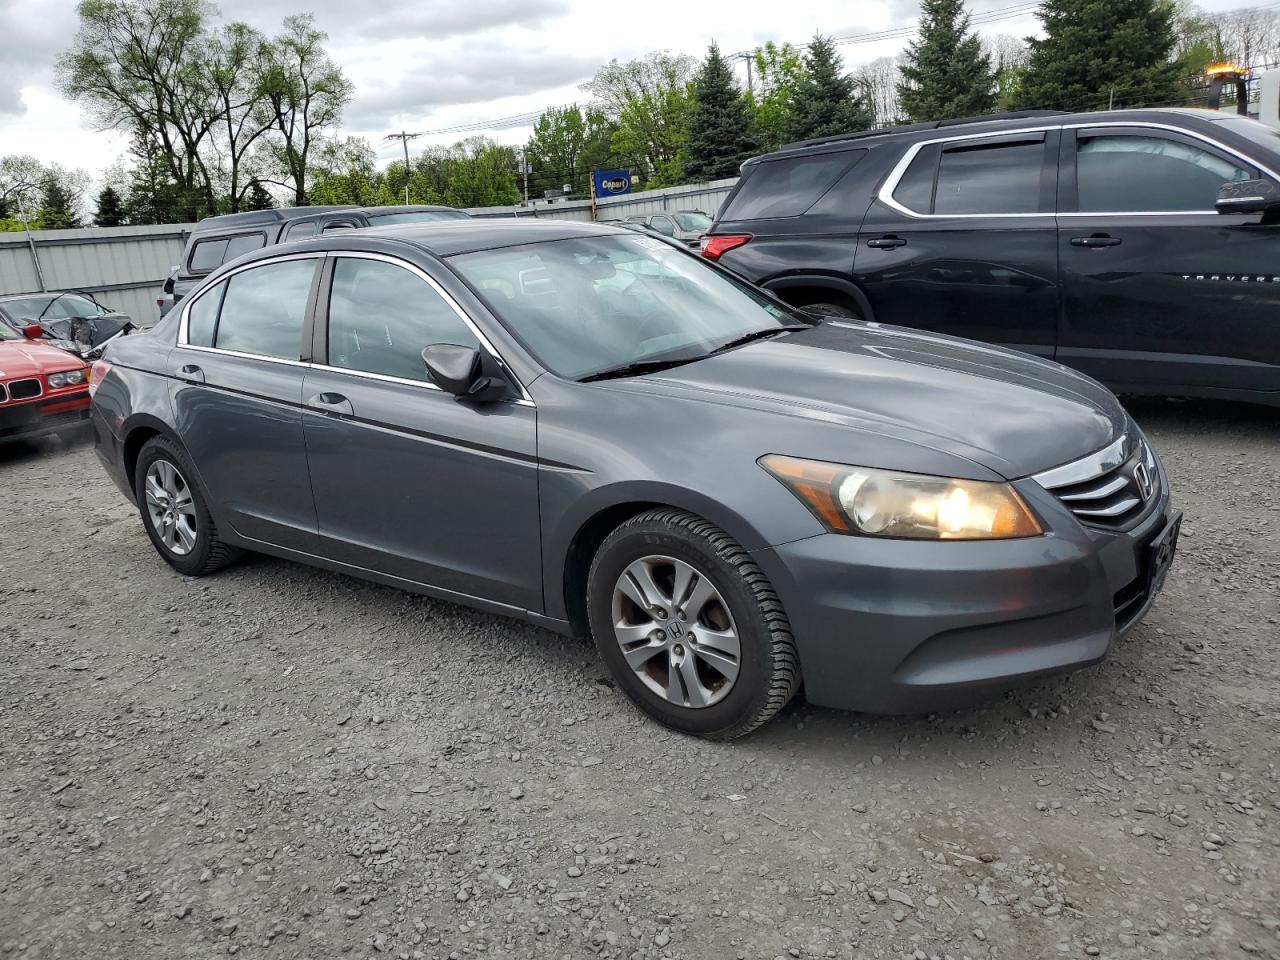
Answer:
[0,177,739,327]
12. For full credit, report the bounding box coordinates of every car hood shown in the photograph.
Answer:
[629,321,1126,479]
[0,339,86,377]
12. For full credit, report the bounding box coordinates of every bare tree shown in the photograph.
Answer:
[1206,5,1280,69]
[0,155,46,216]
[258,15,353,206]
[853,56,904,128]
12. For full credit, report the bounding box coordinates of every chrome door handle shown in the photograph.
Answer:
[866,236,907,249]
[306,392,353,416]
[179,364,205,384]
[1070,235,1122,248]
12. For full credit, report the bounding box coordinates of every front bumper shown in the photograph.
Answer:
[0,392,90,444]
[755,473,1175,714]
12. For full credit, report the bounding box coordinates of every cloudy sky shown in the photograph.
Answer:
[0,0,1253,180]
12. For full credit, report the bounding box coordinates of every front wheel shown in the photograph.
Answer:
[587,509,800,739]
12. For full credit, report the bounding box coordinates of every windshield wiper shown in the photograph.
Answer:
[578,354,706,383]
[706,324,811,356]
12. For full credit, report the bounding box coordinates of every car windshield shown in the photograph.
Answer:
[1,293,103,321]
[365,210,470,225]
[449,234,804,380]
[673,212,712,231]
[1211,115,1280,160]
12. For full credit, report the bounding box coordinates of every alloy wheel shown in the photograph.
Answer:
[144,459,198,556]
[610,555,741,708]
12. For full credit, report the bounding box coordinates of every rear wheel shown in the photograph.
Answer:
[587,509,800,739]
[134,436,240,576]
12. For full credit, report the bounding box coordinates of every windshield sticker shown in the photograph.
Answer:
[630,236,671,253]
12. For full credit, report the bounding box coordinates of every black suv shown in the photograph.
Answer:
[161,205,469,314]
[704,108,1280,406]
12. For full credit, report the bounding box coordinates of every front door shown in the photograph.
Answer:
[855,130,1061,358]
[301,253,541,611]
[168,254,322,551]
[1057,125,1280,394]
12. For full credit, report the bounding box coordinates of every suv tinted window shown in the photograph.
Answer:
[935,140,1044,215]
[188,232,266,273]
[723,151,860,220]
[892,145,939,213]
[214,258,316,359]
[1076,133,1252,212]
[186,282,225,347]
[326,258,478,382]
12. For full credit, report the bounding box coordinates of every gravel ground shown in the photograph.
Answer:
[1,397,1277,960]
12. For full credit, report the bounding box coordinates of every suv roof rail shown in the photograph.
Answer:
[778,110,1069,152]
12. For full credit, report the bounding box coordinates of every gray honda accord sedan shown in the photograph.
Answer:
[90,220,1179,739]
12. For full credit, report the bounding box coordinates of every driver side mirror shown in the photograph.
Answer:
[22,323,43,340]
[1215,178,1280,218]
[422,343,516,403]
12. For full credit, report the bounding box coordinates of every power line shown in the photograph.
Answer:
[382,131,421,201]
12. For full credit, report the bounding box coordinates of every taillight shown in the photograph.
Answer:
[700,234,751,261]
[89,360,111,398]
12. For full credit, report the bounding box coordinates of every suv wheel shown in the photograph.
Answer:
[135,436,240,576]
[587,509,800,739]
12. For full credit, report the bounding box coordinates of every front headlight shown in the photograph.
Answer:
[759,454,1043,540]
[48,369,87,388]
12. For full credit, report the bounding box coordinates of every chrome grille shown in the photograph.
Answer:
[7,378,40,401]
[1035,435,1159,530]
[0,382,7,403]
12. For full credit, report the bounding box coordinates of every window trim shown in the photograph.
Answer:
[177,252,324,364]
[185,230,268,277]
[878,120,1280,220]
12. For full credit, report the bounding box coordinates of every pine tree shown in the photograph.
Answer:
[898,0,996,121]
[243,181,275,211]
[786,35,873,143]
[1015,0,1184,112]
[684,43,758,181]
[38,176,80,229]
[93,186,124,226]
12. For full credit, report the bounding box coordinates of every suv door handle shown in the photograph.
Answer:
[1070,235,1123,248]
[866,236,907,249]
[178,364,205,384]
[306,392,353,416]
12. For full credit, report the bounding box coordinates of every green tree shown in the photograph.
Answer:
[205,21,274,212]
[898,0,996,122]
[585,52,696,187]
[306,136,378,206]
[242,180,275,210]
[257,15,352,205]
[684,42,757,181]
[1015,0,1185,112]
[525,104,615,199]
[786,34,872,143]
[122,135,189,224]
[39,176,81,229]
[0,155,46,218]
[748,42,808,151]
[442,137,519,208]
[93,185,125,225]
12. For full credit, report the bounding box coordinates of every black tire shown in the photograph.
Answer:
[134,436,240,576]
[801,301,860,319]
[586,509,800,740]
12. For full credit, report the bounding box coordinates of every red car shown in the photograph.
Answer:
[0,326,91,444]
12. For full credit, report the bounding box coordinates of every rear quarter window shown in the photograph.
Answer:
[187,232,266,274]
[722,151,864,220]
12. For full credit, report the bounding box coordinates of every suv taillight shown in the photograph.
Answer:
[89,360,111,398]
[700,234,751,261]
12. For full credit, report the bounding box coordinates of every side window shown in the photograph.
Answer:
[326,258,479,382]
[1075,133,1253,213]
[185,282,226,347]
[283,221,319,241]
[224,232,265,261]
[721,151,862,220]
[214,258,316,360]
[891,145,939,213]
[188,238,229,274]
[649,216,675,236]
[935,139,1045,215]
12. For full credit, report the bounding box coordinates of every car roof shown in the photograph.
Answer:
[190,204,465,233]
[353,218,629,257]
[751,107,1231,164]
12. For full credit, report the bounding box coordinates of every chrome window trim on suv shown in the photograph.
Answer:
[176,250,533,404]
[878,120,1280,220]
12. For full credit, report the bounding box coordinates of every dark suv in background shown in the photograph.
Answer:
[161,204,470,314]
[703,108,1280,406]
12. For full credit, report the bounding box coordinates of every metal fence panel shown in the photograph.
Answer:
[464,176,739,222]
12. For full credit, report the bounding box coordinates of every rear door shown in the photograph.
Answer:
[1056,123,1280,393]
[168,254,322,551]
[855,130,1061,357]
[301,252,541,610]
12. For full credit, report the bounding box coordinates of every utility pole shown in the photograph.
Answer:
[520,147,530,207]
[383,131,421,204]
